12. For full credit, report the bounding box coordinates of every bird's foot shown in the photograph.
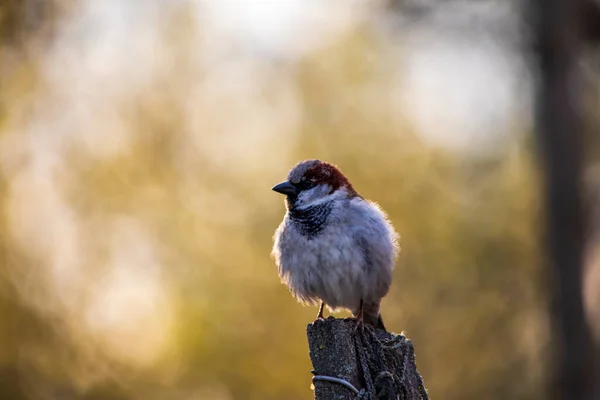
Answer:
[314,302,326,324]
[343,316,365,333]
[349,299,365,333]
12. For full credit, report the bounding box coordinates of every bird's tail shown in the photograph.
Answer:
[375,314,386,331]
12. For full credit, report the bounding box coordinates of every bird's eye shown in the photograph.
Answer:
[296,177,315,191]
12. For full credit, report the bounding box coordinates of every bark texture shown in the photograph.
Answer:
[307,317,428,400]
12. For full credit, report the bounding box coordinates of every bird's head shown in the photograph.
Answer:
[272,159,359,210]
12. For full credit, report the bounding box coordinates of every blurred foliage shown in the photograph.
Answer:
[0,1,554,400]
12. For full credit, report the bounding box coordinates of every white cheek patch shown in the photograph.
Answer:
[297,186,348,209]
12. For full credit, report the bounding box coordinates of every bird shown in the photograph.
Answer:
[271,159,399,330]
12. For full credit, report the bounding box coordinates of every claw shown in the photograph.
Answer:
[353,319,364,334]
[349,299,365,333]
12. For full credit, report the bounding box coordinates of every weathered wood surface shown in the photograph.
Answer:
[307,317,428,400]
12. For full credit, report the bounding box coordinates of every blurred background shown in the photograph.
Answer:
[0,0,598,399]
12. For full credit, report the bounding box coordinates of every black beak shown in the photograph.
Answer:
[272,180,299,196]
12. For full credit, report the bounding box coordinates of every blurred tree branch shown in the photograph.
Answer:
[582,0,600,44]
[532,0,597,398]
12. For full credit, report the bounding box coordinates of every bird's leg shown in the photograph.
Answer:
[344,299,365,332]
[350,299,365,333]
[355,299,364,325]
[316,302,325,320]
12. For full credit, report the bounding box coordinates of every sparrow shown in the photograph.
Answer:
[271,159,399,330]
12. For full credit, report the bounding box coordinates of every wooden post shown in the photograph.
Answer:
[307,317,428,399]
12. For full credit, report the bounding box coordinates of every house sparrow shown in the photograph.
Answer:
[271,159,399,330]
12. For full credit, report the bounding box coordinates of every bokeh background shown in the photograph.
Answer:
[0,1,598,399]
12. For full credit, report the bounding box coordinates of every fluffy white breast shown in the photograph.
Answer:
[272,195,399,311]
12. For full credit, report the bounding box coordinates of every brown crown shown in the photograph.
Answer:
[304,161,359,197]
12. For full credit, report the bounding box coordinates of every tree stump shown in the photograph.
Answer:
[307,317,428,400]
